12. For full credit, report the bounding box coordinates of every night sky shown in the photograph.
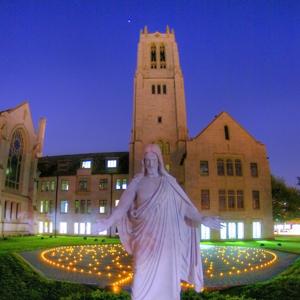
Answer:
[0,1,299,186]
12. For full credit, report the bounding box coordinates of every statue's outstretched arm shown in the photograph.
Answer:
[96,175,140,232]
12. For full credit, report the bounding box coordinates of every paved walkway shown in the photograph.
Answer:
[20,245,298,290]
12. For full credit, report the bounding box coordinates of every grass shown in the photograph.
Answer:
[0,235,299,299]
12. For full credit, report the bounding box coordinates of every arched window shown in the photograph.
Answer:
[5,129,24,189]
[150,44,157,69]
[160,44,166,68]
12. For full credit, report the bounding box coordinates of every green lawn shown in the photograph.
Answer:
[0,235,299,300]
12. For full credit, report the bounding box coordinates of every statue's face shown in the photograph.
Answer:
[144,151,159,176]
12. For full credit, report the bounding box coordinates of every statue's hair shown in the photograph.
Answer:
[141,144,170,177]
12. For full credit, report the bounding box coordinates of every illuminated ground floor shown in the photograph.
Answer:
[20,244,298,290]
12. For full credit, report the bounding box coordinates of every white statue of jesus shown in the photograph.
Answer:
[97,144,221,300]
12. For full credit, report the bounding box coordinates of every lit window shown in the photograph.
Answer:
[220,223,227,239]
[50,180,55,191]
[41,182,45,192]
[122,179,127,189]
[80,222,85,234]
[252,191,260,209]
[82,160,91,169]
[86,223,91,235]
[201,190,210,210]
[165,164,170,172]
[253,221,262,238]
[99,178,108,190]
[60,200,68,213]
[38,222,43,234]
[40,200,49,213]
[115,199,119,206]
[200,161,209,176]
[40,200,44,213]
[107,160,117,168]
[116,179,121,190]
[201,224,210,240]
[74,222,79,234]
[99,200,107,214]
[49,222,53,233]
[228,222,236,239]
[61,180,69,191]
[237,222,244,239]
[44,222,49,233]
[250,162,258,177]
[59,222,67,234]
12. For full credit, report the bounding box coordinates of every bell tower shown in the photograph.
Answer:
[129,26,188,184]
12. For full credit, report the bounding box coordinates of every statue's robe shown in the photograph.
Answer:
[118,174,203,300]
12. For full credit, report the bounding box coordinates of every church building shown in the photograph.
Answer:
[1,27,273,239]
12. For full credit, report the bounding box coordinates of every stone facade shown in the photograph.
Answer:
[0,102,45,236]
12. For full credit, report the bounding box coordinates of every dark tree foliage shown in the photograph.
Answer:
[272,175,300,222]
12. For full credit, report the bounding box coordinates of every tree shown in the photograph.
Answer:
[272,175,300,222]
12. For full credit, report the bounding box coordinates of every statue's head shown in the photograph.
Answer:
[142,144,168,176]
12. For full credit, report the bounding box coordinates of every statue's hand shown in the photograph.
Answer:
[95,218,110,233]
[202,216,223,230]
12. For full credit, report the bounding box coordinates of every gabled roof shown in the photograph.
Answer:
[0,101,29,115]
[38,152,129,177]
[190,111,264,145]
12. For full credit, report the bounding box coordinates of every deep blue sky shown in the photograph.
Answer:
[0,0,299,186]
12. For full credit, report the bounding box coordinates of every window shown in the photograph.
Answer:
[252,190,260,209]
[116,179,121,190]
[80,200,86,213]
[99,200,107,214]
[122,179,127,189]
[99,178,108,190]
[61,180,69,191]
[87,200,92,214]
[4,201,7,219]
[163,84,167,94]
[226,159,234,176]
[201,190,210,210]
[157,85,161,94]
[16,203,20,219]
[81,160,91,169]
[164,142,170,155]
[107,160,117,168]
[38,221,53,234]
[200,224,210,240]
[59,222,67,234]
[75,200,80,213]
[200,161,209,176]
[220,222,244,240]
[5,128,24,190]
[250,163,258,177]
[219,190,226,210]
[40,200,49,213]
[160,44,166,68]
[150,44,157,69]
[40,200,44,213]
[235,159,242,176]
[237,190,244,209]
[74,222,79,234]
[60,200,68,213]
[50,180,55,191]
[99,229,108,236]
[228,190,235,209]
[10,202,13,219]
[152,85,155,94]
[217,159,225,176]
[78,178,88,192]
[158,116,162,123]
[41,182,45,192]
[224,125,230,140]
[115,199,119,206]
[165,164,170,172]
[253,221,262,238]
